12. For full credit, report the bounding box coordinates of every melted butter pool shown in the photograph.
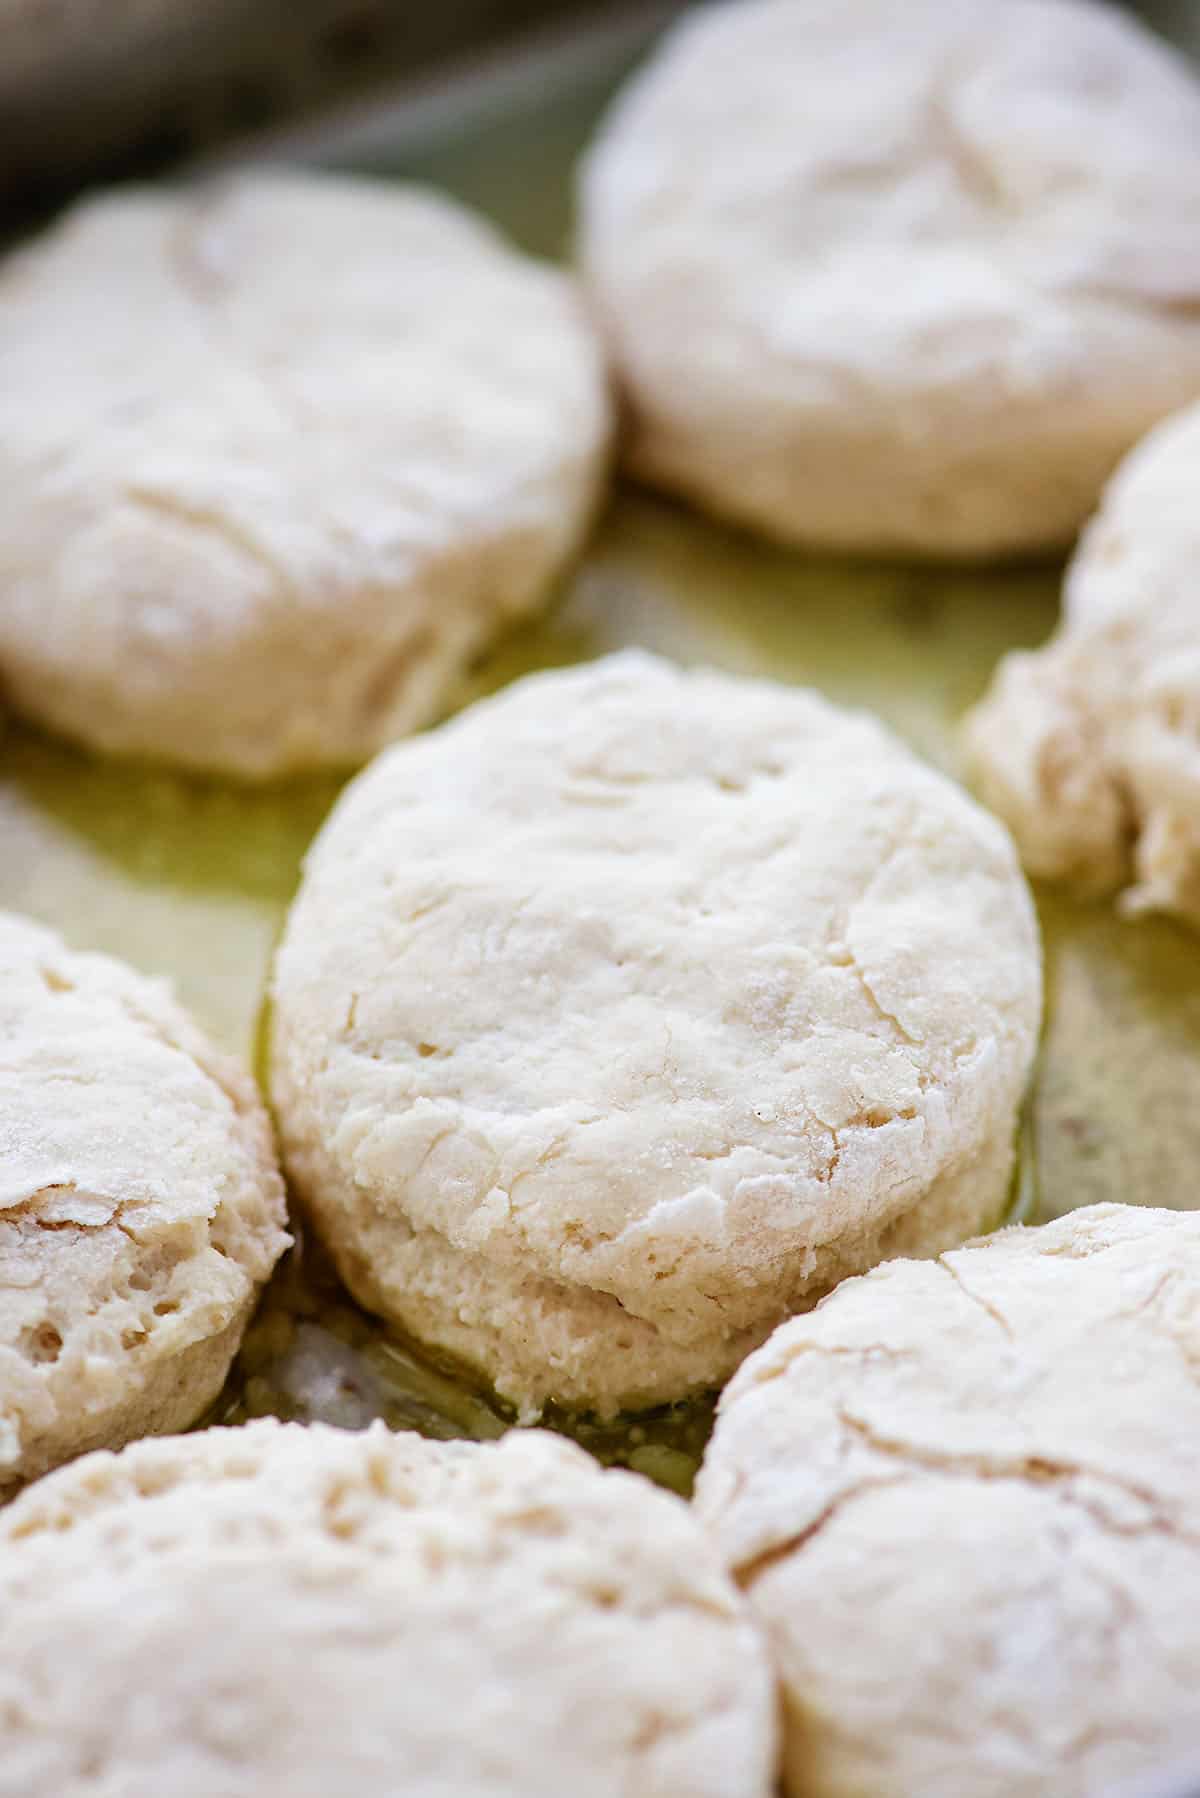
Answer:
[3,489,1197,1492]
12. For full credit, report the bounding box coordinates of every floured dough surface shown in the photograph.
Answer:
[696,1202,1200,1798]
[0,911,288,1494]
[966,399,1200,927]
[0,171,610,777]
[578,0,1200,557]
[0,1419,777,1798]
[270,650,1041,1418]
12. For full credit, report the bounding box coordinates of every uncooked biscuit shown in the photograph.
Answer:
[269,650,1041,1419]
[0,1418,777,1797]
[966,398,1200,927]
[696,1202,1200,1798]
[0,171,610,776]
[0,911,288,1493]
[578,0,1200,557]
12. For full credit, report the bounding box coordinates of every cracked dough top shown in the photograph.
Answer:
[696,1202,1200,1798]
[0,171,610,777]
[0,911,288,1493]
[965,397,1200,928]
[578,0,1200,557]
[0,1418,776,1798]
[270,650,1040,1416]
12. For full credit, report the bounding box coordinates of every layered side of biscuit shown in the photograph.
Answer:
[0,911,289,1496]
[268,651,1042,1419]
[966,399,1200,928]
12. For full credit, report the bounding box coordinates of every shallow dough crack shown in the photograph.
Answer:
[830,811,926,1050]
[728,1424,1197,1599]
[168,201,322,446]
[925,58,1010,212]
[833,1410,1197,1546]
[934,1251,1014,1340]
[121,484,291,605]
[835,948,922,1051]
[732,1474,914,1591]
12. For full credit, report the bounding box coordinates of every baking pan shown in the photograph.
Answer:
[4,0,1198,1471]
[1,6,1198,1787]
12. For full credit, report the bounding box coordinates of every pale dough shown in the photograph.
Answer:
[270,650,1041,1419]
[0,171,610,776]
[0,911,288,1494]
[0,1418,777,1798]
[578,0,1200,557]
[695,1202,1200,1798]
[966,398,1200,927]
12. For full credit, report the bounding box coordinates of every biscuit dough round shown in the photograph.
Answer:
[0,172,610,777]
[578,0,1200,558]
[0,911,288,1494]
[270,650,1041,1419]
[696,1202,1200,1798]
[966,399,1200,927]
[0,1418,777,1797]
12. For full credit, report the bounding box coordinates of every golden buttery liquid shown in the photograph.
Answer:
[3,489,1197,1493]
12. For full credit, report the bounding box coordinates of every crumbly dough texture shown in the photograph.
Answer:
[0,911,288,1494]
[0,171,610,776]
[966,399,1200,927]
[696,1202,1200,1798]
[0,1418,777,1797]
[270,650,1041,1418]
[578,0,1200,558]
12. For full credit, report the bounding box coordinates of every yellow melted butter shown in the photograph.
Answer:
[3,490,1198,1491]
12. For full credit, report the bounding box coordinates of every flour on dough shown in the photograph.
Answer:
[270,650,1041,1418]
[0,1418,776,1798]
[0,911,288,1493]
[696,1202,1200,1798]
[967,397,1200,927]
[579,0,1200,557]
[0,172,610,775]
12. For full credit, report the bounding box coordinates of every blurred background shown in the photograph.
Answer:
[0,0,657,224]
[2,0,1197,230]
